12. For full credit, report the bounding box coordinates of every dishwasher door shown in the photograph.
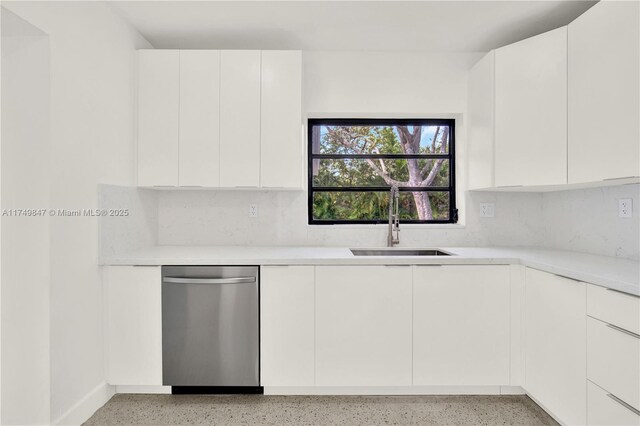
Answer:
[162,266,259,387]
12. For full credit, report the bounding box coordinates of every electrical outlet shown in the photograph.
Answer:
[480,203,495,218]
[248,204,258,218]
[618,198,633,218]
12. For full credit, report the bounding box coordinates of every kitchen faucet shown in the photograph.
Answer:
[387,184,400,247]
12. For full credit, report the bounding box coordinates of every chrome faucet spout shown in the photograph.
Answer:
[387,185,400,247]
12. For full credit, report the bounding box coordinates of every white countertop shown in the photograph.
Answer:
[102,246,640,296]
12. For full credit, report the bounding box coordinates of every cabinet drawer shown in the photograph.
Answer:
[588,381,640,426]
[587,284,640,335]
[587,317,640,410]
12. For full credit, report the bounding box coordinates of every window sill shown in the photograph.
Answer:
[307,223,466,230]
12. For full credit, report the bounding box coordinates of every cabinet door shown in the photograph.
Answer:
[105,266,162,385]
[260,51,303,189]
[179,50,220,187]
[219,50,261,187]
[137,50,179,187]
[413,265,510,385]
[525,268,586,425]
[260,266,315,386]
[568,1,640,183]
[495,27,567,187]
[467,51,495,190]
[315,266,412,386]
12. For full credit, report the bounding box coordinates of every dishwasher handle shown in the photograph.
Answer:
[163,276,256,285]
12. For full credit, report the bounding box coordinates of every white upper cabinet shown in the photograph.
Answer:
[137,50,180,187]
[568,0,640,184]
[260,51,303,189]
[137,49,303,189]
[413,265,511,386]
[219,50,261,188]
[467,51,495,190]
[179,50,221,187]
[494,27,567,187]
[468,3,640,191]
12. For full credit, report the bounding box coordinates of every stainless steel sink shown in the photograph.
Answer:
[350,248,453,256]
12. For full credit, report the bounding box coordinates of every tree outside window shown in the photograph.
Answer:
[309,119,457,224]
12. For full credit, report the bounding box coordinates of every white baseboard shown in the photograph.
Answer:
[500,386,526,395]
[53,382,115,426]
[264,385,505,396]
[108,384,525,398]
[525,392,566,426]
[115,385,171,394]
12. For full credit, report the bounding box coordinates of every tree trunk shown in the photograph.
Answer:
[412,191,432,220]
[396,126,434,220]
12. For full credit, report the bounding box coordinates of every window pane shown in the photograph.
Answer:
[311,124,450,155]
[404,191,450,221]
[313,158,450,187]
[312,191,388,221]
[312,191,450,221]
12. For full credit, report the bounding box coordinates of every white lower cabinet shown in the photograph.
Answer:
[413,265,510,385]
[588,381,640,426]
[524,268,587,425]
[587,317,640,412]
[260,266,315,386]
[315,266,412,386]
[105,266,163,386]
[103,259,638,421]
[586,283,640,423]
[587,284,640,335]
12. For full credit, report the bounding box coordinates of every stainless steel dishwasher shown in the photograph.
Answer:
[161,266,261,394]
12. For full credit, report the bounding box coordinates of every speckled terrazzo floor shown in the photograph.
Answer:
[83,394,558,425]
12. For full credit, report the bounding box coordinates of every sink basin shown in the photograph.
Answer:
[350,248,453,256]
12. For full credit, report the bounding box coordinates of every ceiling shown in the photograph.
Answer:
[110,1,597,52]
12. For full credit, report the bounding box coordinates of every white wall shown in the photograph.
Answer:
[1,8,50,424]
[304,51,478,115]
[1,2,151,424]
[149,51,550,249]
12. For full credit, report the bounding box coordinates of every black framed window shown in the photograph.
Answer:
[308,118,457,224]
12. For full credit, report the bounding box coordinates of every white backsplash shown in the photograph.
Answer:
[99,184,639,261]
[541,184,639,260]
[154,190,545,247]
[98,184,158,258]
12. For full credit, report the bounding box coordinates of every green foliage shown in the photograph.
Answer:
[312,125,452,221]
